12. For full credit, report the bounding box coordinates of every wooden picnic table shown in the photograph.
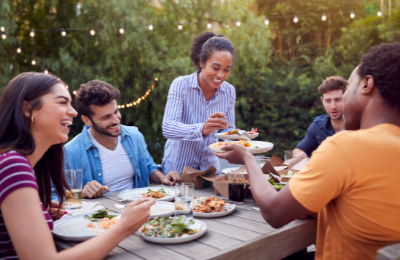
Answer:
[54,185,317,260]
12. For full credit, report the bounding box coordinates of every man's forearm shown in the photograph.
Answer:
[149,170,166,183]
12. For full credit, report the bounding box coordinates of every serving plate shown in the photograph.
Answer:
[139,219,207,244]
[193,197,236,218]
[118,187,175,202]
[53,214,121,242]
[215,132,259,140]
[209,141,274,154]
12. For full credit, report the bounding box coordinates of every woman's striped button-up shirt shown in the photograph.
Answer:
[161,71,236,174]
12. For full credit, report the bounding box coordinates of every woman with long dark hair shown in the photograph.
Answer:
[162,31,236,174]
[0,72,154,260]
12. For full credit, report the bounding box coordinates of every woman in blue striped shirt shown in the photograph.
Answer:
[162,32,236,174]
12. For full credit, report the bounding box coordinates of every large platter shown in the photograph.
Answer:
[209,141,274,154]
[215,132,259,140]
[193,198,236,218]
[118,187,175,202]
[114,201,175,219]
[53,214,121,242]
[139,219,207,244]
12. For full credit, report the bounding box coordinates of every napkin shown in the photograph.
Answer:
[63,201,104,217]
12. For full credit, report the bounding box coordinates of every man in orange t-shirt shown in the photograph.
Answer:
[215,42,400,260]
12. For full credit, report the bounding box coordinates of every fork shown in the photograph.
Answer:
[222,118,236,129]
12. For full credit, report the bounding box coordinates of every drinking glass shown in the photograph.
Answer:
[64,169,83,209]
[284,150,294,162]
[254,155,270,167]
[174,182,194,219]
[228,172,245,202]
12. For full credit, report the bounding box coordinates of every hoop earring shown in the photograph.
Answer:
[31,116,34,123]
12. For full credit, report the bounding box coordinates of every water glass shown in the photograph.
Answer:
[228,172,245,202]
[254,155,270,167]
[174,182,194,219]
[284,150,294,162]
[64,169,83,209]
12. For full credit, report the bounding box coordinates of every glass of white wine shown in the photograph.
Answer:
[65,169,83,209]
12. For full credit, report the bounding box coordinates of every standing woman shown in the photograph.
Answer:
[0,72,154,260]
[162,32,236,174]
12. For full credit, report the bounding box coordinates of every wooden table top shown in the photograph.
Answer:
[54,185,317,260]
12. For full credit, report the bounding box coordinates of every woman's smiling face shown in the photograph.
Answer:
[199,50,234,89]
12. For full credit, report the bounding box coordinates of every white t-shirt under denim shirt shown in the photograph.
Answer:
[88,129,135,193]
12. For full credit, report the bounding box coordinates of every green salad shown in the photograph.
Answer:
[140,216,200,238]
[269,179,284,190]
[84,209,117,222]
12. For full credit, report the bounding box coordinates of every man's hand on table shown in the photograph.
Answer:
[214,144,252,164]
[293,148,308,158]
[48,200,65,221]
[162,171,183,185]
[83,180,110,199]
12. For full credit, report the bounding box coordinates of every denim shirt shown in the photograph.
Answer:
[296,114,335,157]
[60,125,159,198]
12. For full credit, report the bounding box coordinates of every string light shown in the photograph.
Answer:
[117,78,158,109]
[0,26,4,32]
[119,27,124,34]
[350,11,355,19]
[178,23,183,30]
[148,24,153,31]
[377,10,382,17]
[207,22,212,29]
[16,47,21,53]
[90,28,95,35]
[31,59,36,65]
[264,18,269,25]
[65,85,69,89]
[44,69,49,74]
[236,20,241,27]
[1,32,6,40]
[30,30,35,37]
[321,14,327,21]
[293,15,299,23]
[73,90,77,95]
[61,29,67,37]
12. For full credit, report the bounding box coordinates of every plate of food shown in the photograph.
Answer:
[114,201,175,219]
[53,209,121,241]
[209,140,274,154]
[118,187,175,202]
[193,196,236,218]
[215,128,259,140]
[139,216,207,244]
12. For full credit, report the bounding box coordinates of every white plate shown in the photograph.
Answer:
[139,219,207,244]
[193,198,236,218]
[118,187,175,202]
[114,201,175,219]
[53,214,121,242]
[209,141,274,154]
[215,132,259,140]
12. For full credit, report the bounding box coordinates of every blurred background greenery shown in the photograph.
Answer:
[1,0,399,162]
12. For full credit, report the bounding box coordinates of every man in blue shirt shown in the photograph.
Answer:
[65,80,182,199]
[294,76,347,157]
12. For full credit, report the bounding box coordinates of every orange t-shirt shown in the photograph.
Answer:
[290,124,400,260]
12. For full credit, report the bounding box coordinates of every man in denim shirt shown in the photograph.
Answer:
[294,76,347,157]
[64,80,181,198]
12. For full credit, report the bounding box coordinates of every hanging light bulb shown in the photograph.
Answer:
[178,23,183,30]
[207,22,212,29]
[321,14,327,21]
[31,59,36,65]
[119,27,124,34]
[16,47,21,53]
[61,29,67,37]
[73,91,77,95]
[0,26,4,32]
[133,102,137,105]
[264,18,269,25]
[350,11,355,19]
[293,15,299,23]
[148,24,153,31]
[90,28,95,35]
[377,10,382,17]
[44,69,49,74]
[65,85,69,89]
[236,20,241,27]
[1,32,6,40]
[30,30,35,37]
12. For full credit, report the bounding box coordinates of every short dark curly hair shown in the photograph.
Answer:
[358,42,400,110]
[75,80,120,118]
[190,32,236,71]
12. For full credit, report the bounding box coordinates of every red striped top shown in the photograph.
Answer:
[0,151,53,260]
